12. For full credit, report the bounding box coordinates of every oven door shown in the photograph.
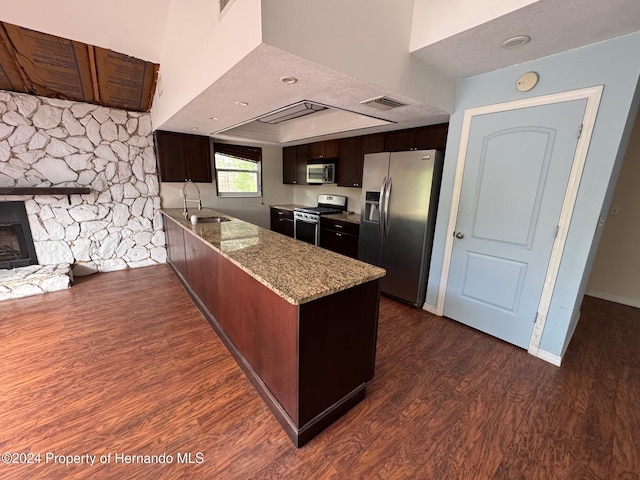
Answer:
[294,215,319,245]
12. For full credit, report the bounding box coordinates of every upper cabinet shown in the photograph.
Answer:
[283,144,309,185]
[384,124,449,152]
[154,130,212,183]
[337,137,363,188]
[281,123,448,187]
[361,133,385,156]
[308,140,338,160]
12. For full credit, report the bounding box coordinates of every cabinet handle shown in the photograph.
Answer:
[293,180,297,184]
[278,211,284,215]
[336,233,342,237]
[334,224,343,229]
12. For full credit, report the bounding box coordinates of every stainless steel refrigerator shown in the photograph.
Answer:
[358,150,443,307]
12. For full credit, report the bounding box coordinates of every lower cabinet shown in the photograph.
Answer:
[164,214,188,278]
[270,207,294,238]
[320,217,359,259]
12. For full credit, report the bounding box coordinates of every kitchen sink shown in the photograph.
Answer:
[198,216,230,223]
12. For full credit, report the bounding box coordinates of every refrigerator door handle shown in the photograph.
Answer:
[383,177,392,238]
[378,177,387,238]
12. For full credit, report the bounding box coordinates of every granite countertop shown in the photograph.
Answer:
[269,204,304,212]
[324,212,361,225]
[161,208,384,305]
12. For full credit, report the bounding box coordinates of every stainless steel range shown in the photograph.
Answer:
[294,194,347,246]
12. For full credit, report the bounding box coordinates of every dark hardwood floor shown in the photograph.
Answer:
[0,264,638,479]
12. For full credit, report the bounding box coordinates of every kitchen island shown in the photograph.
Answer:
[161,209,385,447]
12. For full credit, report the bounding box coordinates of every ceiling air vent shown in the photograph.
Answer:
[360,95,407,111]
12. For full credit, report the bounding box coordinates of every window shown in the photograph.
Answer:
[213,143,262,197]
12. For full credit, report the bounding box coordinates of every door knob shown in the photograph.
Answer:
[455,231,464,239]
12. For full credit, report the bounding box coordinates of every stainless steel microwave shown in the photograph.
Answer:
[306,162,336,184]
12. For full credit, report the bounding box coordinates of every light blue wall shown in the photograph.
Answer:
[426,32,640,357]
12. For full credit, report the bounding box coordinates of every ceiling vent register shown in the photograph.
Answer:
[360,95,407,110]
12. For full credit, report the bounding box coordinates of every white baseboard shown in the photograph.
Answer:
[529,348,562,366]
[422,303,440,315]
[585,289,640,309]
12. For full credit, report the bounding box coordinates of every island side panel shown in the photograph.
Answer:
[183,230,220,321]
[218,255,299,424]
[298,279,380,427]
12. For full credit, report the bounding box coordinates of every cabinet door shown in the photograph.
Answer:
[184,134,212,182]
[308,140,338,159]
[164,217,188,279]
[320,219,360,258]
[337,137,363,187]
[321,229,359,259]
[415,123,448,151]
[283,146,298,184]
[361,133,385,155]
[270,208,295,237]
[155,131,187,182]
[384,129,416,152]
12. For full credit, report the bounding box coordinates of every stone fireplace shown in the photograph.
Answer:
[0,201,38,270]
[0,89,167,301]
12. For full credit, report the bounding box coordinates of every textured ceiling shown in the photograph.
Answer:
[163,0,640,144]
[159,44,450,145]
[412,0,640,78]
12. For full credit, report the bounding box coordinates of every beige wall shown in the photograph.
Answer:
[587,108,640,308]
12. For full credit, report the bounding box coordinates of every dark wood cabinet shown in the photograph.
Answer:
[164,213,187,278]
[154,130,212,183]
[320,218,359,259]
[282,124,448,186]
[415,124,449,150]
[337,137,363,187]
[384,124,449,152]
[384,129,416,152]
[308,140,338,159]
[270,207,295,238]
[361,133,385,155]
[283,145,308,185]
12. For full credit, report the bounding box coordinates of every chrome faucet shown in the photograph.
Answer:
[181,180,202,218]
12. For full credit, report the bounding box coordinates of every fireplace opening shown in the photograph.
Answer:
[0,201,38,270]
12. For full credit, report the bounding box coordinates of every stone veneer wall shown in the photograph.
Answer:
[0,90,166,275]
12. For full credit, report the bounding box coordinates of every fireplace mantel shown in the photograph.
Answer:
[0,187,90,203]
[0,187,90,195]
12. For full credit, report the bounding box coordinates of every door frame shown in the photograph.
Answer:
[433,86,603,361]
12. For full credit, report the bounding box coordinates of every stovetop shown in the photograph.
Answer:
[294,194,348,216]
[294,206,344,215]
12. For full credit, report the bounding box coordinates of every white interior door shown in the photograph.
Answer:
[444,99,587,348]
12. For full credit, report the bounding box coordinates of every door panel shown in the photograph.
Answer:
[461,252,527,312]
[444,99,587,348]
[472,129,554,247]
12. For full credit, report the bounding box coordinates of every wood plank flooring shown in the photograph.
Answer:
[0,264,638,479]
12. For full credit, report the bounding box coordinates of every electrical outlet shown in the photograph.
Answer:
[610,205,621,215]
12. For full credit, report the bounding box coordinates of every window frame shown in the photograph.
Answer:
[213,143,263,198]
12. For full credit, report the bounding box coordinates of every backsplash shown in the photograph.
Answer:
[0,90,166,275]
[293,184,362,213]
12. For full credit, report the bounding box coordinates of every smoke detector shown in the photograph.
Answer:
[360,95,407,111]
